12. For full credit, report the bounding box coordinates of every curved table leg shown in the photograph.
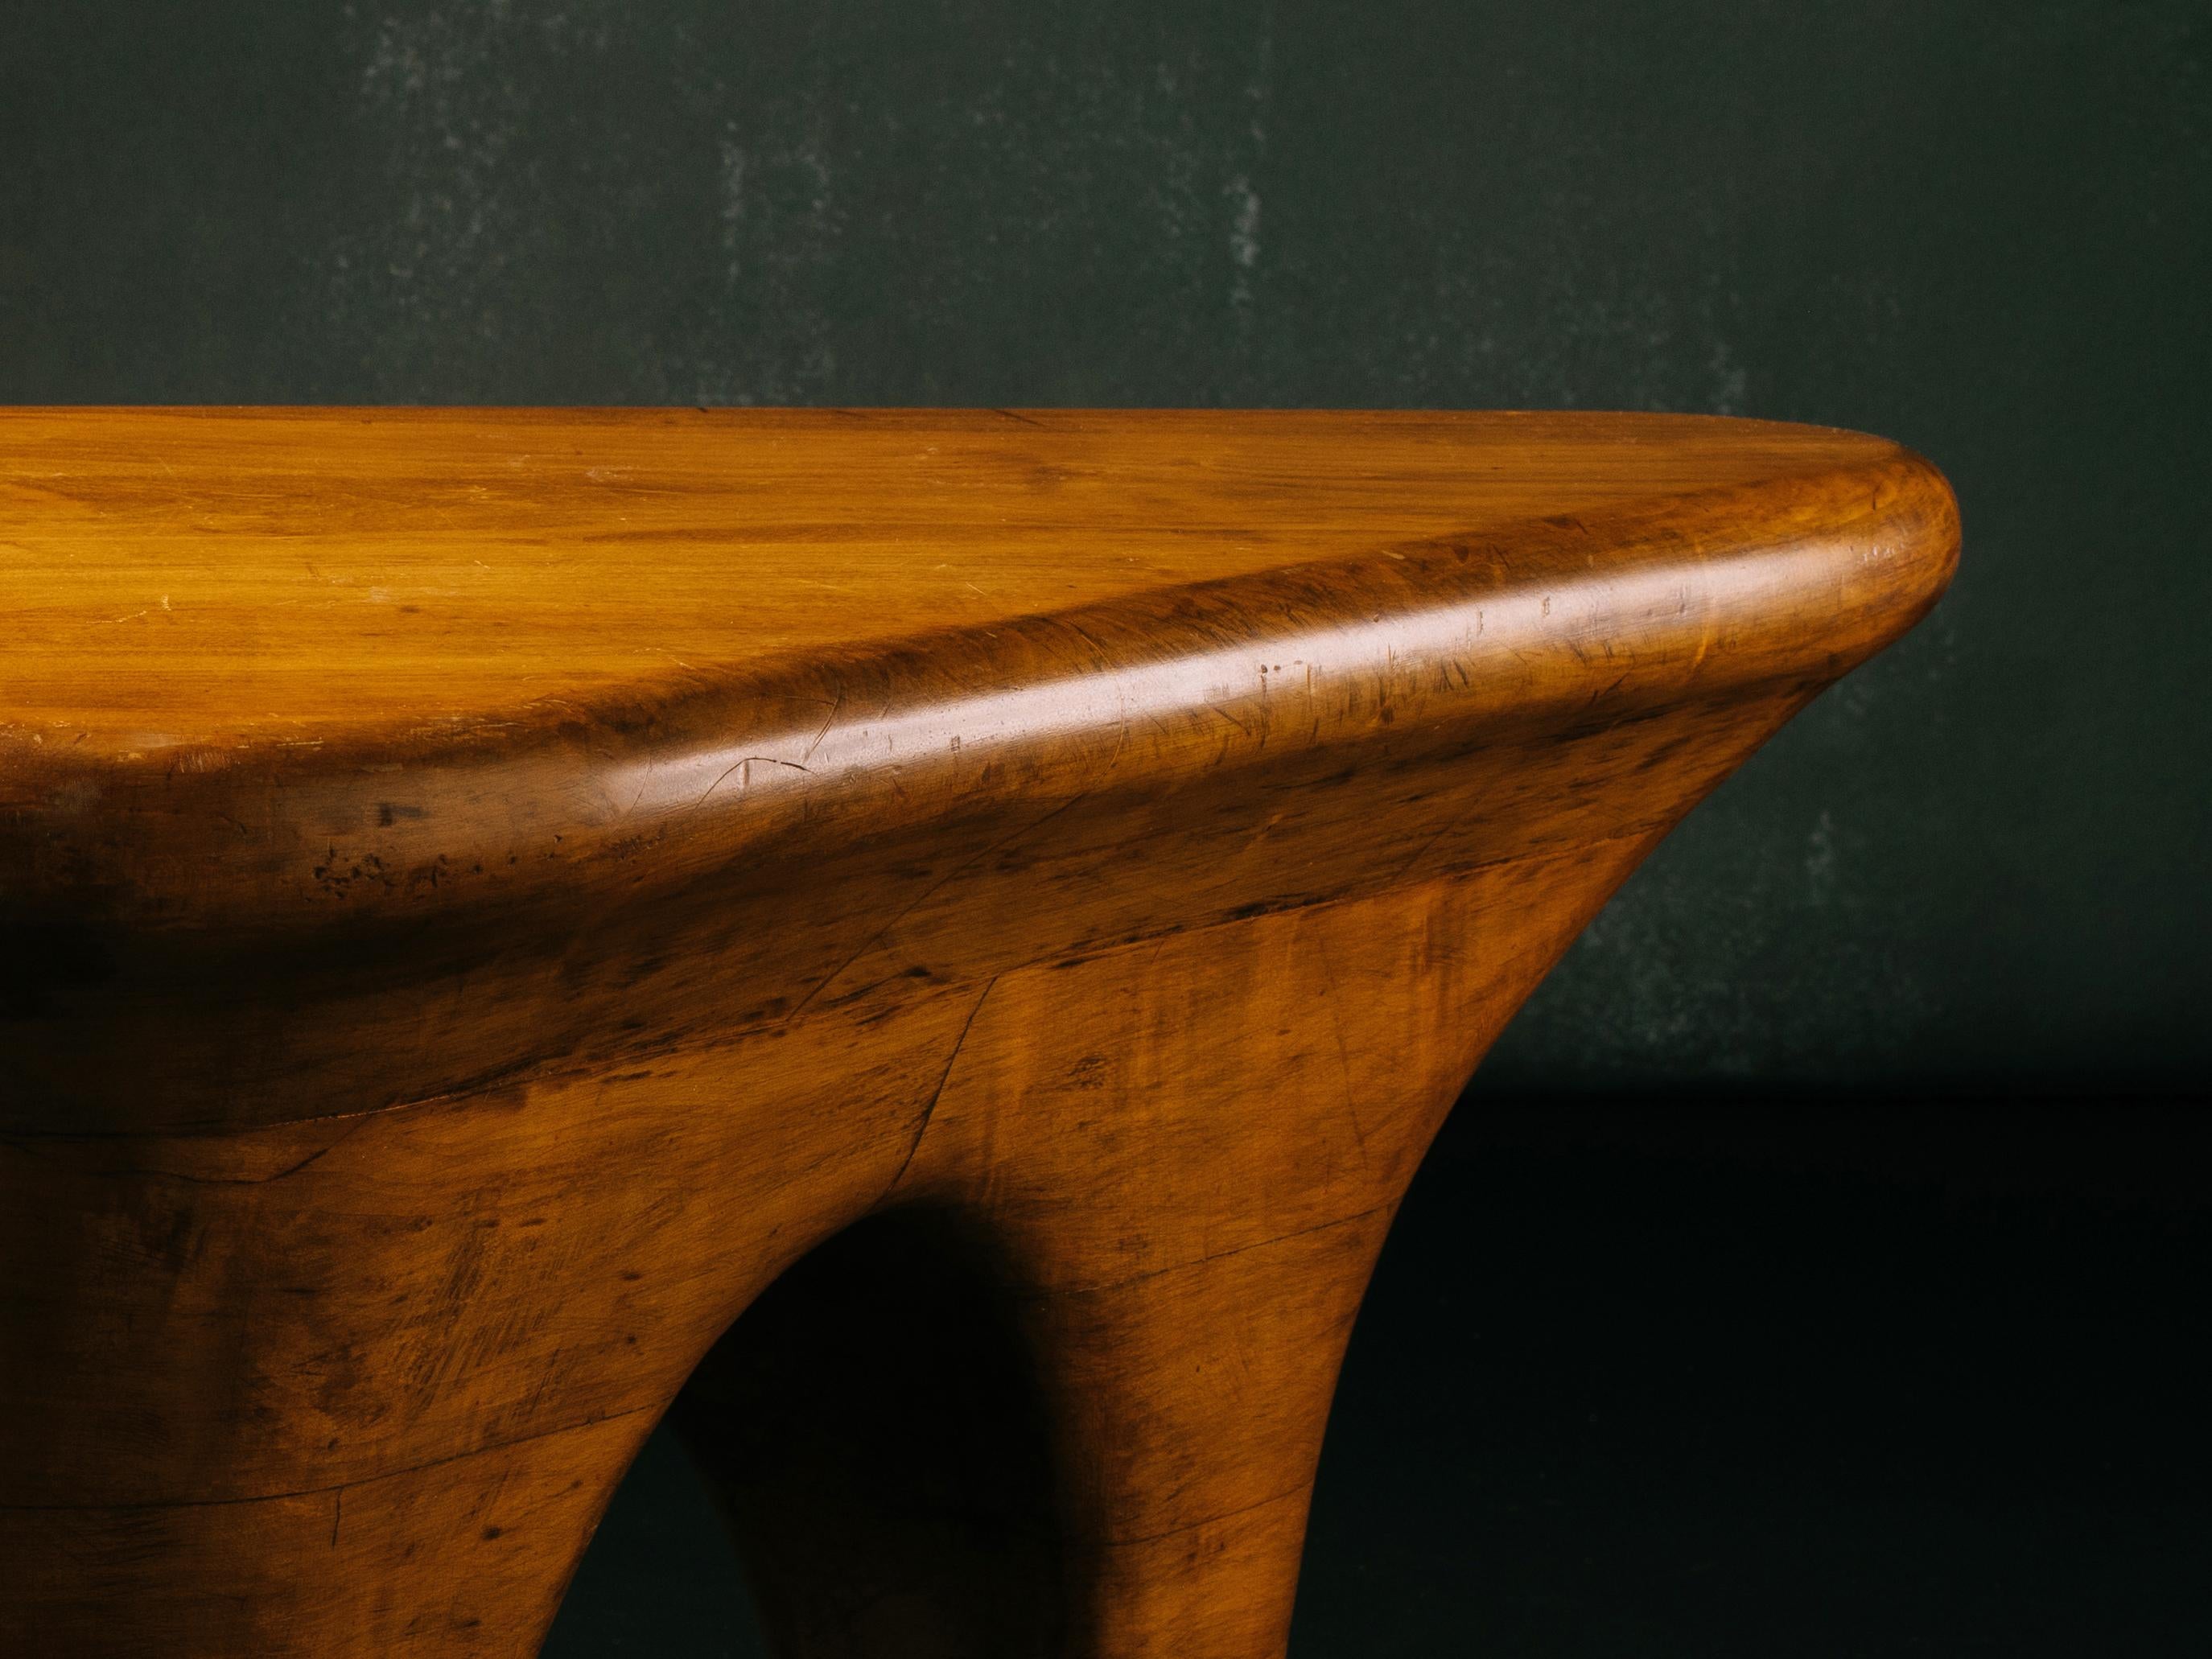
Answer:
[1,848,1641,1656]
[675,856,1643,1657]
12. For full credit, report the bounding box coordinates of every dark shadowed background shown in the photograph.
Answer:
[4,1,2206,1652]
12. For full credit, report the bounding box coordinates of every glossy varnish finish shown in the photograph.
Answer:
[0,410,1957,1655]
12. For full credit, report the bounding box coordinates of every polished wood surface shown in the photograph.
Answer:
[0,410,1957,1655]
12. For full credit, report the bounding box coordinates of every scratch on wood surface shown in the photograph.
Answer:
[1206,702,1254,740]
[879,975,995,1201]
[101,1120,369,1188]
[1106,1480,1314,1549]
[1382,821,1455,888]
[1049,1201,1394,1298]
[799,688,845,764]
[9,1403,659,1514]
[782,792,1090,1024]
[695,754,810,807]
[1308,930,1372,1169]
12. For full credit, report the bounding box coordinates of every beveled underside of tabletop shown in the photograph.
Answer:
[0,409,1958,1136]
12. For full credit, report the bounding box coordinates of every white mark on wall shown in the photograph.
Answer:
[719,126,746,291]
[341,5,534,368]
[1226,174,1261,275]
[1229,10,1273,317]
[703,118,839,405]
[1806,809,1837,908]
[1708,338,1748,416]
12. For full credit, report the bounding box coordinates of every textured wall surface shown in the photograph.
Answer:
[2,1,2203,1091]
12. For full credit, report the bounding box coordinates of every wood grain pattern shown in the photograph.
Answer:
[0,409,1957,1655]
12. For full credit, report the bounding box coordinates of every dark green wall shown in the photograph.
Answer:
[4,2,2204,1093]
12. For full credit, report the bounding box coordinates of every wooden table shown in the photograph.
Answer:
[0,410,1956,1657]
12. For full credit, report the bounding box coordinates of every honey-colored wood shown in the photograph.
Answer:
[0,409,1957,1655]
